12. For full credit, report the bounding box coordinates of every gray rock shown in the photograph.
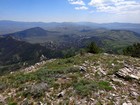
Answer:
[130,91,139,97]
[24,82,48,98]
[122,102,133,105]
[116,67,140,80]
[123,102,128,105]
[79,66,86,72]
[57,90,66,98]
[21,98,29,105]
[0,95,6,104]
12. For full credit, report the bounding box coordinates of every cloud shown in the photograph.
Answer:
[75,6,88,10]
[88,0,140,14]
[68,0,85,5]
[68,0,88,10]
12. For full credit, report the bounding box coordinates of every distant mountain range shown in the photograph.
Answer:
[0,20,140,35]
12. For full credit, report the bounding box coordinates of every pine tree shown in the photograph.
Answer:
[87,42,100,54]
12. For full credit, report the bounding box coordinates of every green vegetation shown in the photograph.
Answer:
[98,81,112,91]
[0,53,140,104]
[62,48,77,58]
[0,23,140,104]
[73,79,94,96]
[1,26,140,75]
[123,43,140,58]
[8,102,17,105]
[73,79,112,96]
[87,42,101,54]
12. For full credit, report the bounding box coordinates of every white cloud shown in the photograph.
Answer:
[68,0,85,5]
[68,0,140,23]
[88,0,140,14]
[75,6,88,10]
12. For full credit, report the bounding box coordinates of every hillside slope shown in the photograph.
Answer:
[3,27,61,43]
[0,53,140,104]
[0,36,62,75]
[3,27,140,52]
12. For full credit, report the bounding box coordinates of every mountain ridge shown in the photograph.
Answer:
[1,20,140,35]
[2,26,140,53]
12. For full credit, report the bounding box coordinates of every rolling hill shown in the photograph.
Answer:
[3,27,61,43]
[3,27,140,52]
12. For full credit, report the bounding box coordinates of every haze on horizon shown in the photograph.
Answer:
[0,0,140,23]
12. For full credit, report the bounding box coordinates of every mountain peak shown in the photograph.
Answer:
[25,27,46,31]
[28,27,44,30]
[3,27,48,41]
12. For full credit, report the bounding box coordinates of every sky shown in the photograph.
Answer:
[0,0,140,23]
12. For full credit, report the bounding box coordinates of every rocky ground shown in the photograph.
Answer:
[0,53,140,105]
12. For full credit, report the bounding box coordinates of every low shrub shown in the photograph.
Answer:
[73,79,112,96]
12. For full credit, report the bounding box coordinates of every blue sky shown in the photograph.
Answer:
[0,0,140,23]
